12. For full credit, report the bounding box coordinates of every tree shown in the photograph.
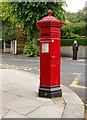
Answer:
[8,2,66,41]
[2,2,66,56]
[65,7,87,23]
[62,6,87,39]
[61,22,85,39]
[2,2,16,42]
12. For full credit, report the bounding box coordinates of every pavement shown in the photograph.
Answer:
[0,68,84,119]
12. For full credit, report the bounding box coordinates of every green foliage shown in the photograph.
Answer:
[23,41,40,57]
[6,2,65,56]
[2,22,16,42]
[61,38,87,46]
[63,7,87,39]
[61,22,86,39]
[8,2,65,41]
[23,42,36,57]
[2,2,9,21]
[2,2,66,56]
[74,22,86,37]
[2,2,16,41]
[65,7,87,23]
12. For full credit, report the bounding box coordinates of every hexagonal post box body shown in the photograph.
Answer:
[36,10,64,98]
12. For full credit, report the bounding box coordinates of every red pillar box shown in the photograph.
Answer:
[36,10,64,98]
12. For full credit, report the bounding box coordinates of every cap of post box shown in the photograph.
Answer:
[36,10,64,29]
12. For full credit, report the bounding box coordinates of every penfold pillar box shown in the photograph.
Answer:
[36,10,64,98]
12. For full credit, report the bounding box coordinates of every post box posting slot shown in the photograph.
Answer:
[42,34,49,36]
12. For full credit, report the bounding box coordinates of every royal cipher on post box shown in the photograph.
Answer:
[36,10,64,98]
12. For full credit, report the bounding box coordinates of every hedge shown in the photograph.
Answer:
[36,38,87,46]
[61,38,87,46]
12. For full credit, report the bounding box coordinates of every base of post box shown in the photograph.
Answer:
[39,86,62,98]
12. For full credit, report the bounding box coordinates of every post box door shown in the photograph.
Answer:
[40,41,50,86]
[50,40,60,86]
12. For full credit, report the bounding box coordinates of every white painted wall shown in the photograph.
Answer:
[61,46,87,58]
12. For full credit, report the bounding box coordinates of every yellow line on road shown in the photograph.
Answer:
[70,84,87,89]
[70,80,78,86]
[70,73,87,89]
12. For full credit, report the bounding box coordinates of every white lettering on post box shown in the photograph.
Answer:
[42,43,49,53]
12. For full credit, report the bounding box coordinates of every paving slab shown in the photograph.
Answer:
[62,85,83,104]
[3,110,27,118]
[0,91,2,106]
[2,92,53,115]
[8,88,38,98]
[2,92,19,104]
[2,69,39,92]
[0,69,2,91]
[1,107,9,118]
[27,104,65,118]
[62,103,84,118]
[0,107,2,119]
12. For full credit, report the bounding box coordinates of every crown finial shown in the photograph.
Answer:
[48,10,52,16]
